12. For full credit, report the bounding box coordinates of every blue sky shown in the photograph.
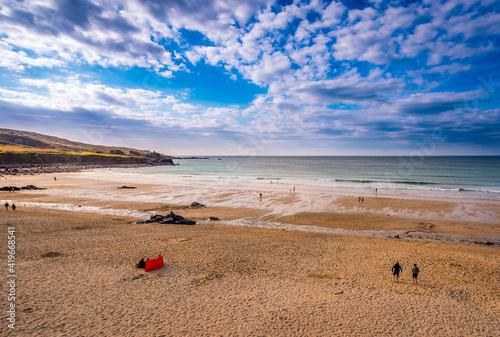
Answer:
[0,0,499,155]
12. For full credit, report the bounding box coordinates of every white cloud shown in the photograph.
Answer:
[0,41,64,71]
[1,0,498,154]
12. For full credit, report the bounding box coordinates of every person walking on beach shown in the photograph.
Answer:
[412,263,420,284]
[392,262,402,282]
[5,202,9,210]
[361,197,364,203]
[11,203,16,211]
[260,193,262,201]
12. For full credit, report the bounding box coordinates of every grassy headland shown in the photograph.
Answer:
[0,128,174,174]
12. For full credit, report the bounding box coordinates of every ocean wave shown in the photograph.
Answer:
[334,179,438,185]
[459,188,500,194]
[392,181,439,185]
[334,179,376,183]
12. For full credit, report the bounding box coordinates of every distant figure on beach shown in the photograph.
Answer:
[11,203,16,211]
[375,188,378,195]
[361,197,364,203]
[358,197,361,203]
[10,187,14,193]
[392,262,402,282]
[260,193,262,201]
[5,202,9,210]
[136,258,146,269]
[412,263,420,284]
[54,177,57,181]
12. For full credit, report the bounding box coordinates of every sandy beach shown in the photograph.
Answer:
[1,172,499,336]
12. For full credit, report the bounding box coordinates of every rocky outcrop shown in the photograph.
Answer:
[171,157,210,159]
[0,185,45,191]
[135,212,196,225]
[0,151,175,166]
[190,202,206,208]
[0,156,175,177]
[0,128,176,175]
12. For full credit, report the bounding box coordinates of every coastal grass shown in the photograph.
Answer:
[0,144,135,157]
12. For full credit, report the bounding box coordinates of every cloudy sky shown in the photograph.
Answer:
[1,0,499,155]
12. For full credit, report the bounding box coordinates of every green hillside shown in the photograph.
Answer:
[0,128,173,166]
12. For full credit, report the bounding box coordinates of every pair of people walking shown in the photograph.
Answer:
[392,262,419,284]
[4,202,16,211]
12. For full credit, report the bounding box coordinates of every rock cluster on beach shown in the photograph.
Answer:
[0,185,46,191]
[135,211,197,225]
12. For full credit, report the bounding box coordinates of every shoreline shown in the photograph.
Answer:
[2,198,498,246]
[2,171,499,247]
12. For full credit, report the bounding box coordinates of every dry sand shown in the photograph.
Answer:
[1,173,499,336]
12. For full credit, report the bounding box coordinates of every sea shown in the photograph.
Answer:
[109,156,500,200]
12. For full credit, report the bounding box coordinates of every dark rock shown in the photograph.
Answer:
[1,185,46,191]
[137,212,196,225]
[158,158,174,165]
[209,217,221,221]
[394,235,400,239]
[0,186,20,191]
[150,214,164,221]
[171,157,209,159]
[191,202,206,208]
[21,185,46,190]
[473,241,495,246]
[158,211,196,225]
[118,186,137,189]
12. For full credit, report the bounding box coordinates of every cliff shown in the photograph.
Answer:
[0,128,174,167]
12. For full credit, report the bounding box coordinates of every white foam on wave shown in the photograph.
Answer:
[27,168,500,223]
[71,167,500,201]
